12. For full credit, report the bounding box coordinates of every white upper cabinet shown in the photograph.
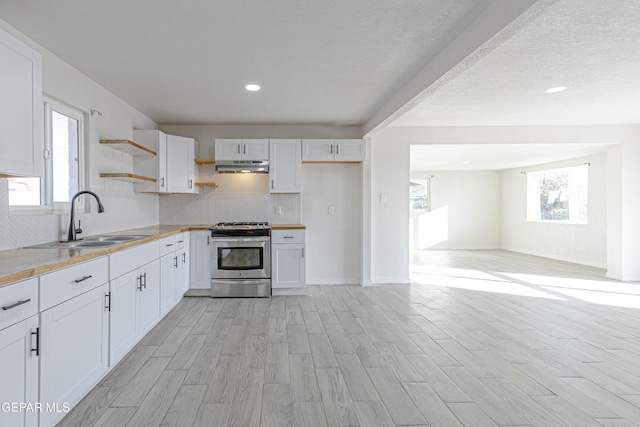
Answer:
[0,28,43,177]
[302,139,365,162]
[166,134,196,193]
[269,139,302,193]
[215,139,269,161]
[133,130,196,194]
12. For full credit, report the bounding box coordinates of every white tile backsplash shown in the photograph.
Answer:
[159,192,300,225]
[0,179,159,251]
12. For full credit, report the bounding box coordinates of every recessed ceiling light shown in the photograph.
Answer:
[545,86,567,94]
[462,160,471,164]
[245,84,261,92]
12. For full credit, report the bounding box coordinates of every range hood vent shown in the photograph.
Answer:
[215,160,269,174]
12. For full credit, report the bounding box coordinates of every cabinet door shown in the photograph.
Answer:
[40,284,109,427]
[166,135,191,193]
[180,233,191,293]
[270,139,302,193]
[335,139,365,162]
[190,231,211,290]
[0,315,39,427]
[160,252,178,317]
[0,29,43,177]
[272,243,306,288]
[215,139,242,160]
[137,260,160,337]
[109,270,138,366]
[242,139,269,161]
[302,139,334,161]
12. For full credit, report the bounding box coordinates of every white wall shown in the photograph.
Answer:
[366,125,640,283]
[158,124,363,284]
[0,20,159,250]
[411,171,501,250]
[302,164,362,285]
[501,154,607,268]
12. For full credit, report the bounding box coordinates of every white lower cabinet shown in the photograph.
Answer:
[178,232,190,295]
[160,251,180,317]
[39,283,109,427]
[190,230,211,290]
[271,229,306,295]
[0,315,39,427]
[109,260,160,366]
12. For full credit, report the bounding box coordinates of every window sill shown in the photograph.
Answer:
[9,206,79,216]
[527,219,588,225]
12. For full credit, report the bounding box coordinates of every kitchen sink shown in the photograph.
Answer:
[86,235,148,242]
[28,240,118,249]
[26,235,148,249]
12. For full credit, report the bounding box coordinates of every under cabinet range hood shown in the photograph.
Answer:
[215,160,269,174]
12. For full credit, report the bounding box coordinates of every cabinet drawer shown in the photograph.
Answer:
[110,240,160,279]
[271,229,305,244]
[40,257,109,310]
[0,277,38,331]
[159,236,176,257]
[174,233,185,251]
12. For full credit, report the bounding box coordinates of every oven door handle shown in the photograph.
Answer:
[211,237,270,243]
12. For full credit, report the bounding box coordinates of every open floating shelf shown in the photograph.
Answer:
[100,173,156,183]
[195,182,219,187]
[100,139,156,156]
[195,158,215,165]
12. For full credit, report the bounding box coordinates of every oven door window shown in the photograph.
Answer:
[218,247,264,270]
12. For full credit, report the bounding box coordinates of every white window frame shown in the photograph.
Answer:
[526,164,588,224]
[9,97,85,214]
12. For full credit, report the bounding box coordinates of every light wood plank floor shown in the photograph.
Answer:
[60,250,640,426]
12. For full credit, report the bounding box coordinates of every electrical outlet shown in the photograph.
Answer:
[275,206,283,215]
[380,193,387,203]
[328,206,335,215]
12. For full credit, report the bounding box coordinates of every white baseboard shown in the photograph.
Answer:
[272,288,307,296]
[306,278,362,286]
[502,247,607,270]
[371,277,411,285]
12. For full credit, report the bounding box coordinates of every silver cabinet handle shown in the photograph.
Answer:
[330,144,333,154]
[165,243,174,247]
[2,298,31,311]
[137,275,143,291]
[302,247,305,258]
[271,180,274,189]
[161,177,165,188]
[74,275,92,283]
[174,256,178,268]
[105,292,111,311]
[207,236,210,245]
[243,144,246,155]
[182,252,186,263]
[283,236,294,239]
[336,144,340,155]
[188,179,193,189]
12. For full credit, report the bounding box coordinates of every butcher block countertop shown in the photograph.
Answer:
[0,225,211,288]
[271,224,306,230]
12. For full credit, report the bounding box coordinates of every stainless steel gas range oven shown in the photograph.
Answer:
[210,222,271,297]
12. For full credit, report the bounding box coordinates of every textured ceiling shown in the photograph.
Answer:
[0,0,486,125]
[410,143,611,171]
[393,0,640,127]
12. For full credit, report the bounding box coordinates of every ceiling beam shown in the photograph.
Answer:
[362,0,557,136]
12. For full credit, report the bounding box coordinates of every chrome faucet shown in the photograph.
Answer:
[67,190,105,242]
